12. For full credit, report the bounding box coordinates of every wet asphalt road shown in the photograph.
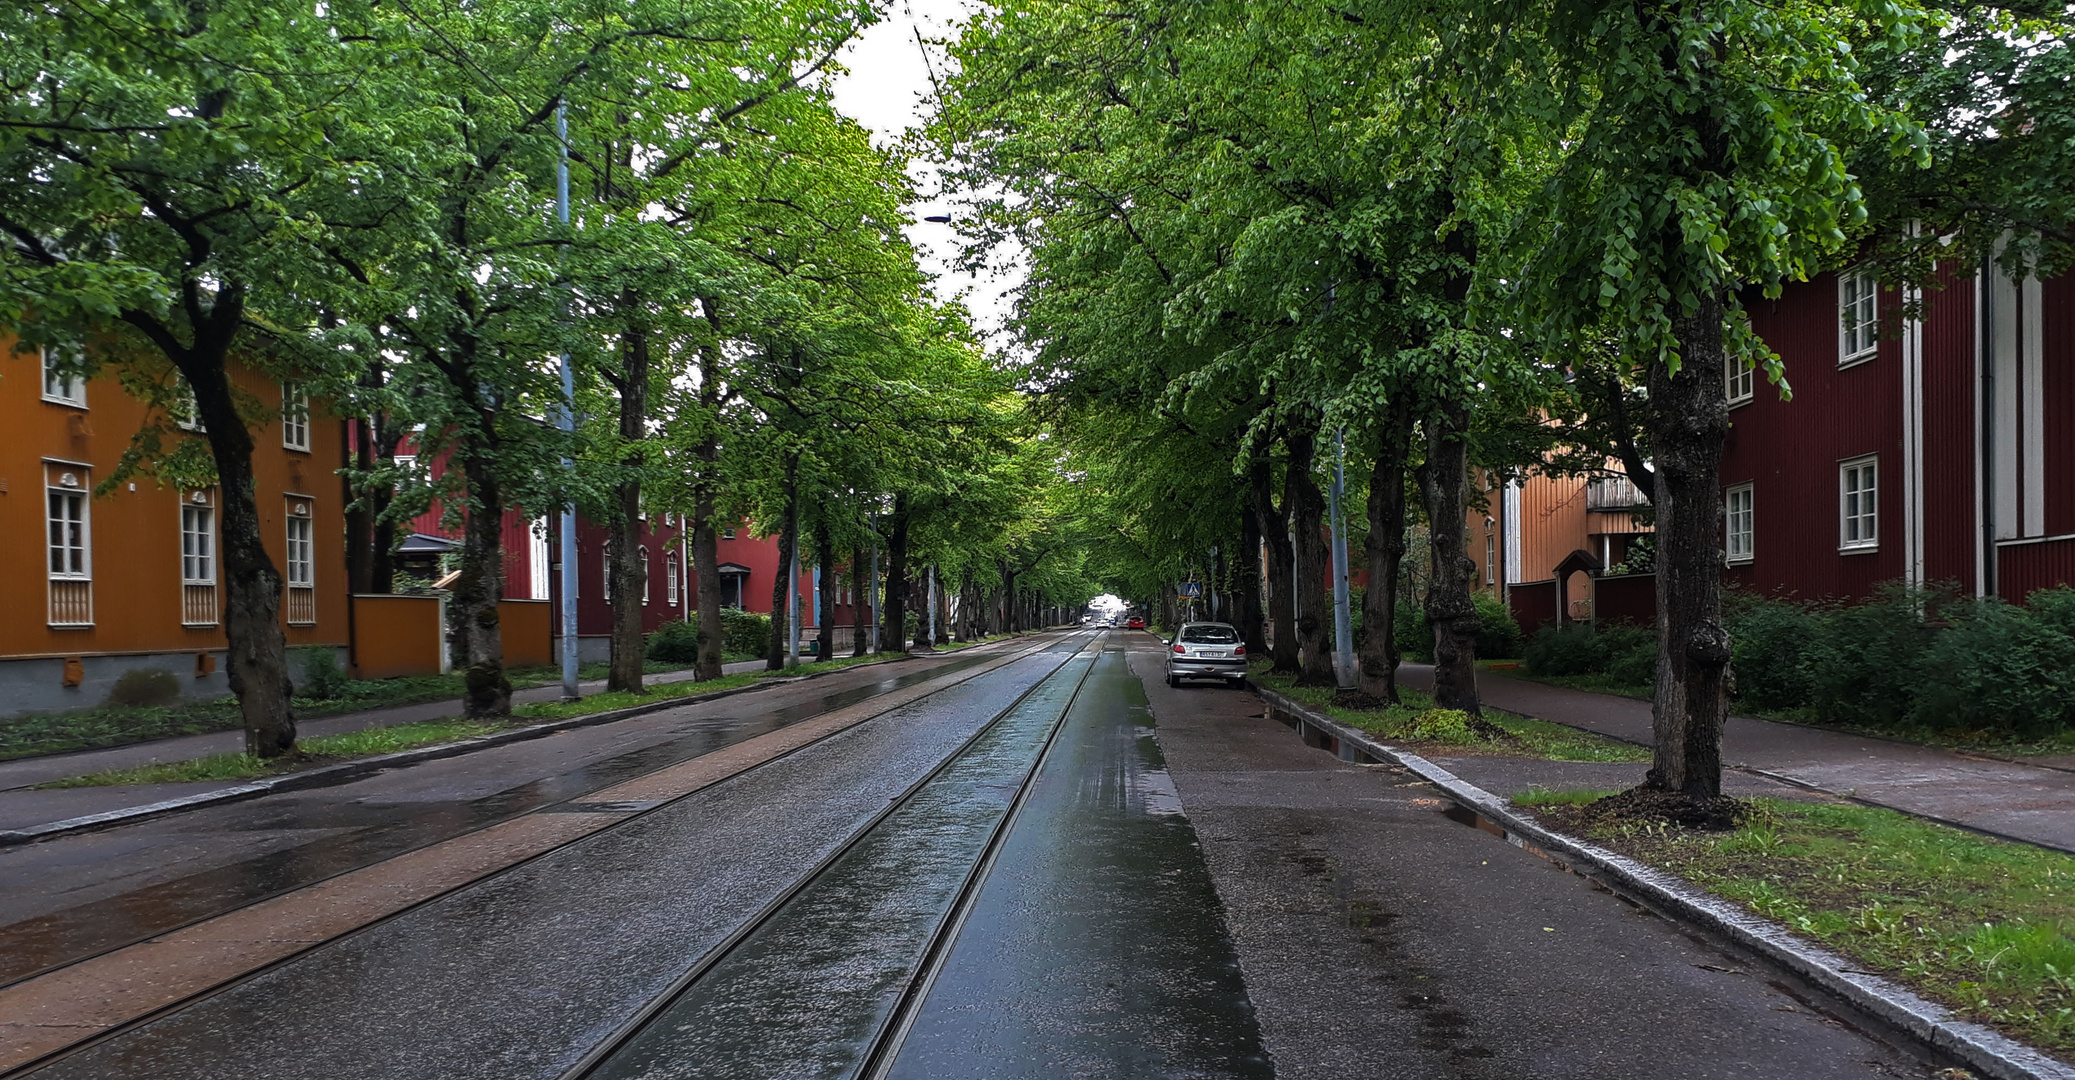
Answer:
[12,629,1960,1079]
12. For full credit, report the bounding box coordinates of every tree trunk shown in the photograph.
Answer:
[816,522,836,661]
[1285,430,1335,686]
[346,419,374,595]
[450,440,511,718]
[189,356,295,755]
[606,314,650,694]
[1237,505,1267,657]
[1358,398,1415,703]
[882,496,910,651]
[1647,294,1734,797]
[692,505,723,681]
[767,484,797,670]
[1250,459,1299,673]
[1418,403,1480,715]
[851,542,870,656]
[913,568,934,651]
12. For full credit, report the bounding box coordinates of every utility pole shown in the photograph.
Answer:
[555,103,579,703]
[925,565,937,649]
[1329,427,1356,689]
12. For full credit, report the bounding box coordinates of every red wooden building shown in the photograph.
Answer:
[1721,261,2073,603]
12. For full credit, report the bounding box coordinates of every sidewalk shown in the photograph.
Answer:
[1400,663,2075,854]
[0,659,772,794]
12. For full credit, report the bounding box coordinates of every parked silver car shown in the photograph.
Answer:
[1165,621,1247,688]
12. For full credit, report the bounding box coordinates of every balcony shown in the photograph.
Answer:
[1585,475,1650,512]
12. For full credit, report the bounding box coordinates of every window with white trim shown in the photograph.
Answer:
[640,547,651,605]
[1726,354,1755,405]
[182,500,216,584]
[1484,535,1495,585]
[172,379,205,432]
[721,527,736,540]
[285,503,315,586]
[40,345,86,407]
[1725,483,1754,564]
[667,551,680,606]
[46,467,92,626]
[1840,456,1878,549]
[602,540,613,602]
[281,383,310,451]
[1839,266,1879,365]
[48,481,89,580]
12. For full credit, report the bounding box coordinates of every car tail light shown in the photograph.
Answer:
[1172,644,1186,654]
[1234,644,1245,655]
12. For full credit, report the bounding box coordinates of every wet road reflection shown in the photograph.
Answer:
[0,647,1046,988]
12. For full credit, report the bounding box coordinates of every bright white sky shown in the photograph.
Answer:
[827,1,1024,353]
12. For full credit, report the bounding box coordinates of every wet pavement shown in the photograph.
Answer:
[4,630,1979,1079]
[1404,664,2075,852]
[18,640,1092,1080]
[0,644,1024,989]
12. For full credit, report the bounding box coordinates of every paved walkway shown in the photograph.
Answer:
[0,659,773,794]
[1401,663,2075,854]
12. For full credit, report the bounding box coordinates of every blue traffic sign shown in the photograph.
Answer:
[1178,582,1203,598]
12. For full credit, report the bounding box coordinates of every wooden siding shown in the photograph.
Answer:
[2045,273,2075,536]
[1921,267,1981,591]
[0,340,347,659]
[1723,271,1908,600]
[1999,537,2075,603]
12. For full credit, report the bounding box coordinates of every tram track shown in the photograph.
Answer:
[2,632,1095,1079]
[563,634,1102,1080]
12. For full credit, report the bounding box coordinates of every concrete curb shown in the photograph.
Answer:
[1253,684,2075,1080]
[0,647,984,848]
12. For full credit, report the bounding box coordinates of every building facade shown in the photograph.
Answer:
[1,340,348,715]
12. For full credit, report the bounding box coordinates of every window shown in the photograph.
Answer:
[1839,266,1879,366]
[172,379,205,432]
[182,491,219,626]
[182,500,216,584]
[1484,535,1495,585]
[281,383,310,451]
[41,345,86,407]
[1726,354,1755,405]
[1840,457,1878,550]
[640,548,651,605]
[1725,483,1754,564]
[47,467,92,626]
[667,552,680,606]
[721,527,736,540]
[285,498,315,624]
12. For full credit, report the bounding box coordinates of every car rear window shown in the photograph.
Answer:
[1180,626,1238,644]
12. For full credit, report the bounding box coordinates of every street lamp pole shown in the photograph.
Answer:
[555,103,579,703]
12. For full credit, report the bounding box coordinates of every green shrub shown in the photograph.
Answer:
[295,648,350,701]
[1725,593,1822,710]
[1804,585,1942,730]
[1523,623,1601,676]
[1474,594,1523,659]
[1394,602,1431,662]
[1403,708,1480,745]
[107,668,181,708]
[646,620,701,664]
[1523,621,1655,685]
[1600,624,1659,686]
[1911,589,2075,739]
[719,608,772,658]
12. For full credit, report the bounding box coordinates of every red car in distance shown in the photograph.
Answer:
[1125,615,1146,629]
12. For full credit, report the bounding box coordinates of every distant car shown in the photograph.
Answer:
[1165,622,1246,688]
[1125,615,1145,629]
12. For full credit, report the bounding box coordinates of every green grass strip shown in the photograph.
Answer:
[1520,792,2075,1054]
[1250,665,1648,762]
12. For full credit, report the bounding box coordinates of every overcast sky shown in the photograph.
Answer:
[827,1,1024,353]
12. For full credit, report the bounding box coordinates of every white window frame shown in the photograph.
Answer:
[1726,354,1755,406]
[1838,265,1880,367]
[285,500,316,586]
[666,551,680,606]
[1484,535,1495,585]
[181,494,217,585]
[173,379,205,432]
[1725,483,1755,565]
[721,527,736,541]
[640,547,651,605]
[601,540,613,602]
[47,476,91,581]
[281,383,311,452]
[1839,456,1878,551]
[40,345,86,407]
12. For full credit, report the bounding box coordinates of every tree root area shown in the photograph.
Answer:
[1581,785,1753,831]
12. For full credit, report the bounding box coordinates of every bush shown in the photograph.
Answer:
[1394,602,1430,662]
[107,667,182,708]
[1523,621,1655,685]
[1474,594,1523,659]
[720,608,771,658]
[646,620,701,664]
[1724,593,1822,710]
[295,648,350,701]
[1803,585,1942,730]
[1523,623,1601,676]
[1599,624,1659,686]
[1911,589,2075,739]
[1403,708,1480,745]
